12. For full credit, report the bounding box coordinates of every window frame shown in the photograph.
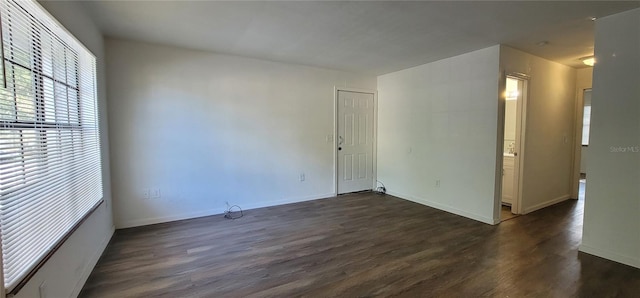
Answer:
[0,0,103,295]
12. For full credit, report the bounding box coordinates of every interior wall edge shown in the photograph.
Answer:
[579,244,640,269]
[387,191,497,225]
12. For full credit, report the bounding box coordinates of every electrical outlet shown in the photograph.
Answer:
[299,173,305,181]
[142,188,150,199]
[151,188,161,199]
[435,179,441,187]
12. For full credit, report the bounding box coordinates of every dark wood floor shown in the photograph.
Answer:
[80,193,640,297]
[500,205,519,221]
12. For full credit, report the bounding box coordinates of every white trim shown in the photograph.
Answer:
[388,190,498,225]
[523,194,571,214]
[70,225,114,298]
[571,88,592,199]
[232,193,335,212]
[508,75,528,215]
[579,244,640,269]
[334,87,378,195]
[335,86,377,94]
[373,90,378,193]
[333,87,338,196]
[117,193,336,229]
[496,74,529,220]
[513,76,528,215]
[493,71,507,223]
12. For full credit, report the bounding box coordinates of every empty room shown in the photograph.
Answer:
[0,0,639,297]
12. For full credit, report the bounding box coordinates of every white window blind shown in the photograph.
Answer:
[0,0,102,293]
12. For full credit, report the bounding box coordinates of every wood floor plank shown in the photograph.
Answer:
[79,193,640,297]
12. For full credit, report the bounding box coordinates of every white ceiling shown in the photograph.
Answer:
[79,1,640,75]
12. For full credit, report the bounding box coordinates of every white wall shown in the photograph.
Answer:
[13,1,114,298]
[581,8,640,268]
[106,39,376,228]
[377,46,501,224]
[500,46,577,213]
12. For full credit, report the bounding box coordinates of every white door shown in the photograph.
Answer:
[337,90,374,194]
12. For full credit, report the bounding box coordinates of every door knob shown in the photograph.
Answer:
[338,147,342,151]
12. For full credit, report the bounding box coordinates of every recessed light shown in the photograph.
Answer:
[590,16,597,21]
[580,56,595,67]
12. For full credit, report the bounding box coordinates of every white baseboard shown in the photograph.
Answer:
[117,193,336,229]
[387,190,497,225]
[579,244,640,269]
[71,225,115,298]
[523,194,571,214]
[236,193,335,211]
[117,207,226,229]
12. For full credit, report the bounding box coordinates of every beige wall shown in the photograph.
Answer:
[500,46,577,213]
[504,100,517,151]
[580,8,640,268]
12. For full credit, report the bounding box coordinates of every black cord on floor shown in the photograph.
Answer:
[375,180,387,195]
[224,205,244,220]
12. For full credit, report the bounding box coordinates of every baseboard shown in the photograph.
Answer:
[523,194,571,214]
[71,225,115,297]
[117,207,226,229]
[579,244,640,269]
[236,193,335,211]
[117,193,336,229]
[387,190,496,225]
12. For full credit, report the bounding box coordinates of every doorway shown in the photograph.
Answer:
[578,88,592,200]
[500,76,527,220]
[336,90,375,194]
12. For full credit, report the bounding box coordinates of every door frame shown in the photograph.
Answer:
[571,87,592,199]
[333,87,378,195]
[495,73,529,220]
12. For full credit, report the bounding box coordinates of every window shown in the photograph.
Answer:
[0,0,102,294]
[582,89,592,146]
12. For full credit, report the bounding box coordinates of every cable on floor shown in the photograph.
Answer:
[224,204,243,219]
[375,180,387,195]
